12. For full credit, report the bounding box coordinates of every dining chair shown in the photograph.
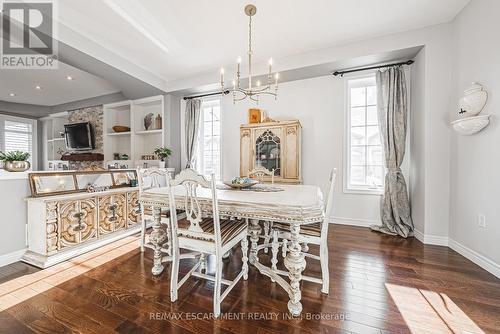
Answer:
[247,165,275,184]
[271,168,337,294]
[248,166,275,253]
[167,168,249,317]
[137,167,172,253]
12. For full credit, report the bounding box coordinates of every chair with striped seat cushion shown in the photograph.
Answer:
[177,217,248,245]
[168,169,249,318]
[271,169,337,294]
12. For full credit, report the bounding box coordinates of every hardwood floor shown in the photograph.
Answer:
[0,225,499,334]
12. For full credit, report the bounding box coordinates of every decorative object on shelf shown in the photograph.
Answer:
[154,146,172,168]
[459,82,488,117]
[121,154,129,160]
[248,108,261,123]
[155,114,162,130]
[85,183,111,193]
[113,153,120,160]
[451,82,491,135]
[144,113,154,130]
[0,150,31,172]
[141,154,156,160]
[112,125,130,133]
[220,4,279,103]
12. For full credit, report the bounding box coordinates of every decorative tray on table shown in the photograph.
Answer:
[223,177,258,189]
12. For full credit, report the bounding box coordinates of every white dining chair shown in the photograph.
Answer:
[271,168,337,294]
[167,168,249,317]
[248,166,275,253]
[137,167,172,253]
[248,165,275,184]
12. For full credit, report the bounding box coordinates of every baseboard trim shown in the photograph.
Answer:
[331,216,380,228]
[413,229,449,246]
[0,248,27,267]
[449,239,500,279]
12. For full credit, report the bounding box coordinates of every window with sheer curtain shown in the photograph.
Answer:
[345,75,384,193]
[0,116,37,170]
[195,98,221,180]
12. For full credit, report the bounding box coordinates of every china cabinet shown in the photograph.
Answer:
[240,120,301,184]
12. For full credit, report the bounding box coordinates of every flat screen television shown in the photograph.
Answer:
[64,122,95,151]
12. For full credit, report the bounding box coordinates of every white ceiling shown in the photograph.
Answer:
[0,61,120,106]
[56,0,470,85]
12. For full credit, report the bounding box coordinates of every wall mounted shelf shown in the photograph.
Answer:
[451,115,491,135]
[106,132,131,136]
[135,129,162,135]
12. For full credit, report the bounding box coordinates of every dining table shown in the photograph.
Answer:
[139,183,325,316]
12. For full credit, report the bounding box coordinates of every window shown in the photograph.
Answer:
[345,75,384,193]
[0,116,37,170]
[195,98,221,180]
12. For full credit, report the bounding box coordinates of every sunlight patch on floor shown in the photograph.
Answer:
[0,236,139,311]
[385,283,484,334]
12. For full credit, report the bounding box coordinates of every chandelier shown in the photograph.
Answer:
[220,4,278,103]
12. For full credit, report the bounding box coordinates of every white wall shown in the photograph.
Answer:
[0,177,30,266]
[221,75,382,225]
[449,0,500,267]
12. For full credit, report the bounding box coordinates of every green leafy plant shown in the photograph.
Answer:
[0,150,30,162]
[154,147,172,161]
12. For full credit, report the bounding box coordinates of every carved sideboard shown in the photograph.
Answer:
[240,120,302,183]
[24,170,141,268]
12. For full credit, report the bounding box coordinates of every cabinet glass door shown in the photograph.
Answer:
[255,129,281,176]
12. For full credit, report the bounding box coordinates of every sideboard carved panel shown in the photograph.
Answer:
[58,199,97,249]
[98,194,127,235]
[46,201,59,254]
[127,191,140,227]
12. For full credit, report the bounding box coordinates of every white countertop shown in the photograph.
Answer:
[0,170,29,180]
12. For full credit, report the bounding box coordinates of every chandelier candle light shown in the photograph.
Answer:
[220,4,279,103]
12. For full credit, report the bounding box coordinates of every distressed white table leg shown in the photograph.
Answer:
[284,223,306,316]
[271,230,279,283]
[248,219,261,264]
[149,206,167,275]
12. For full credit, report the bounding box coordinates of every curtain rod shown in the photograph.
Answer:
[183,90,230,100]
[332,60,414,77]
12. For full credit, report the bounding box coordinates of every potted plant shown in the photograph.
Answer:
[0,151,31,172]
[154,147,172,168]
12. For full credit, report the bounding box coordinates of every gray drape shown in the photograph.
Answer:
[370,67,414,238]
[184,99,201,168]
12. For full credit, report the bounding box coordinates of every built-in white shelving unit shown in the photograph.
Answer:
[103,95,166,169]
[41,112,70,170]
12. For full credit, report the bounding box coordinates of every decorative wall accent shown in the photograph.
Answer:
[68,105,104,169]
[451,82,491,135]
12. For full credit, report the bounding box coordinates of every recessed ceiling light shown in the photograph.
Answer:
[35,85,42,90]
[9,93,16,97]
[66,75,73,81]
